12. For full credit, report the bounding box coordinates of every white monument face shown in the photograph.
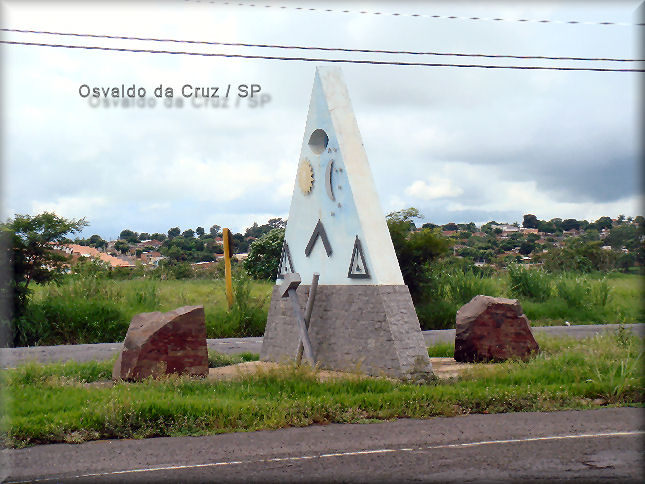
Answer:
[263,67,432,380]
[278,67,404,286]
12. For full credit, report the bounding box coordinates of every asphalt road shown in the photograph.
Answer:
[2,407,643,483]
[1,324,642,368]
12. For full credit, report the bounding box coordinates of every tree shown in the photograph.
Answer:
[481,221,499,234]
[150,233,167,242]
[268,218,287,229]
[114,240,129,254]
[88,234,107,249]
[182,229,195,239]
[595,216,613,231]
[605,225,640,251]
[442,222,459,232]
[209,224,221,237]
[196,226,205,237]
[526,233,540,243]
[138,232,151,241]
[549,218,563,232]
[165,245,185,262]
[386,208,450,301]
[168,227,180,239]
[561,219,581,231]
[244,222,262,238]
[387,208,421,225]
[244,228,285,280]
[537,220,556,234]
[519,241,535,255]
[119,229,139,244]
[232,233,249,253]
[1,212,88,321]
[522,214,539,229]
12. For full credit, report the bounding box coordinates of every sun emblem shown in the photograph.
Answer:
[298,159,314,195]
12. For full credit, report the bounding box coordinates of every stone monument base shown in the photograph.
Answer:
[261,285,432,380]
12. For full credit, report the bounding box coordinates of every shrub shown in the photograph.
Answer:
[172,262,194,280]
[16,298,128,346]
[125,281,160,310]
[443,269,498,305]
[508,265,552,301]
[555,275,591,309]
[416,260,502,329]
[590,278,611,308]
[207,351,259,368]
[244,228,285,280]
[207,273,268,338]
[416,300,458,330]
[554,275,611,310]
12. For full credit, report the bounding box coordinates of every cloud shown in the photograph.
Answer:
[31,195,109,221]
[404,177,464,200]
[1,1,641,239]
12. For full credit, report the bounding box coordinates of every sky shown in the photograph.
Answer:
[1,1,643,240]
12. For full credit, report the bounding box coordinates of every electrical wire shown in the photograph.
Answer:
[1,28,641,63]
[185,0,644,27]
[1,40,642,72]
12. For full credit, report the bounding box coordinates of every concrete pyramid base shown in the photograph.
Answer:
[261,285,433,380]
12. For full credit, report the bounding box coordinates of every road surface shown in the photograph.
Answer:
[2,407,643,483]
[1,323,642,368]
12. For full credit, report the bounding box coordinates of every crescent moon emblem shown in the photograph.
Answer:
[325,160,335,201]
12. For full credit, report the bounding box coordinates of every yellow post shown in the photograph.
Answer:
[222,228,234,309]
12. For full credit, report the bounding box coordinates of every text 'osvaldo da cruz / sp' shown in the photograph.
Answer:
[78,83,271,108]
[78,83,262,99]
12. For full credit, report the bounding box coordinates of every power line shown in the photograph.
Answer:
[1,40,642,72]
[2,28,640,63]
[186,0,644,27]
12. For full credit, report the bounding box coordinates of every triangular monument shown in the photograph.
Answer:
[260,66,432,379]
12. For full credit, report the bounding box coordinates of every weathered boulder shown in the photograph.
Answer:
[113,306,208,381]
[454,295,539,362]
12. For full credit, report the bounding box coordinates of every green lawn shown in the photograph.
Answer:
[19,272,643,346]
[21,277,273,345]
[2,331,642,448]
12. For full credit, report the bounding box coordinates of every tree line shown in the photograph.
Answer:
[1,209,642,344]
[74,218,287,263]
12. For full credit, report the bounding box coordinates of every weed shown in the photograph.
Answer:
[3,334,641,448]
[207,351,259,368]
[208,273,268,337]
[427,342,455,357]
[508,265,552,301]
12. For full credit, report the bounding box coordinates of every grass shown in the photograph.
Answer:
[208,351,259,368]
[17,276,273,345]
[15,269,643,345]
[2,331,642,448]
[427,342,455,357]
[417,268,643,329]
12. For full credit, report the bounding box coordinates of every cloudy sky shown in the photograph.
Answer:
[1,1,642,239]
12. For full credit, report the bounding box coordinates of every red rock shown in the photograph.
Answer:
[454,295,539,362]
[113,306,208,381]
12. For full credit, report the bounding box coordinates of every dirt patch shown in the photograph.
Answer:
[207,361,360,382]
[207,358,491,382]
[429,357,493,379]
[78,358,490,387]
